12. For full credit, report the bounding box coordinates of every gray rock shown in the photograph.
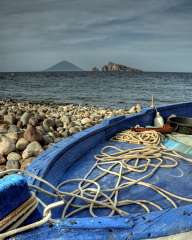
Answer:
[36,126,45,135]
[6,159,20,170]
[42,135,54,145]
[42,119,55,132]
[55,119,63,128]
[61,131,69,138]
[24,124,43,142]
[20,157,34,170]
[68,126,80,134]
[81,118,91,125]
[7,152,21,161]
[29,117,39,126]
[61,115,70,125]
[5,132,18,143]
[135,103,142,113]
[4,113,16,124]
[0,165,6,171]
[128,105,136,114]
[0,136,15,155]
[22,141,43,159]
[8,125,20,133]
[16,138,29,151]
[0,107,8,116]
[57,127,63,132]
[0,124,8,134]
[20,112,31,126]
[0,154,6,164]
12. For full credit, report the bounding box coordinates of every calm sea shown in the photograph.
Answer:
[0,71,192,108]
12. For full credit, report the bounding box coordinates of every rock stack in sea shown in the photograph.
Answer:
[0,100,142,171]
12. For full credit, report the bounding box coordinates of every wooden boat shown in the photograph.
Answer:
[2,102,192,240]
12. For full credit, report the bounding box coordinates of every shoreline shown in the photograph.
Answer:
[0,98,136,110]
[0,100,141,171]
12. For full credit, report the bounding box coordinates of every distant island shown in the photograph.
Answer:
[46,60,83,71]
[45,60,142,72]
[92,62,143,72]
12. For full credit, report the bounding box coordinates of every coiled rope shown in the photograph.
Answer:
[112,129,164,145]
[1,130,192,239]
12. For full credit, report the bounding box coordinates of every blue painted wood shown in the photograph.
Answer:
[0,174,30,220]
[13,102,192,239]
[0,174,41,229]
[14,204,192,239]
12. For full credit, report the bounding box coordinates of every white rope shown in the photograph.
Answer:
[1,130,192,238]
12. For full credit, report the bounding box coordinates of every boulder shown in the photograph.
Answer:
[20,157,34,170]
[6,159,20,170]
[42,119,55,132]
[0,124,8,134]
[0,154,6,164]
[22,141,43,159]
[24,124,43,142]
[0,136,15,155]
[135,103,142,113]
[20,112,31,126]
[61,115,71,126]
[81,117,91,125]
[16,138,29,151]
[8,125,20,133]
[7,152,21,161]
[4,113,16,124]
[42,135,54,145]
[0,165,6,171]
[5,132,18,143]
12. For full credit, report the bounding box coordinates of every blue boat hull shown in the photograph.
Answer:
[14,102,192,239]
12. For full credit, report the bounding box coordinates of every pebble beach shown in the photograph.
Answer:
[0,100,141,171]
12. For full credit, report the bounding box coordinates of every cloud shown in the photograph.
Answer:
[0,0,192,71]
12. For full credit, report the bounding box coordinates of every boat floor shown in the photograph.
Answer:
[54,139,192,218]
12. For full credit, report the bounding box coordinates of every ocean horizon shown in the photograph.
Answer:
[0,71,192,108]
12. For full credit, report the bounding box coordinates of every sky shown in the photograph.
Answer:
[0,0,192,72]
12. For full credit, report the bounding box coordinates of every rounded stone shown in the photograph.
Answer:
[29,117,39,126]
[16,138,29,151]
[0,124,8,134]
[128,105,136,114]
[135,103,142,113]
[42,119,55,132]
[7,152,21,161]
[4,113,16,125]
[0,107,8,116]
[0,136,15,155]
[61,115,71,125]
[0,154,6,164]
[55,119,63,128]
[6,159,20,170]
[5,132,18,143]
[42,135,54,145]
[68,127,80,134]
[8,125,20,133]
[20,157,34,170]
[24,124,43,142]
[22,141,43,159]
[20,112,31,126]
[61,131,69,138]
[0,165,6,171]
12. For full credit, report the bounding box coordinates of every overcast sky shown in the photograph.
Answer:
[0,0,192,72]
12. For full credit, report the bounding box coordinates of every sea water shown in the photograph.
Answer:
[0,71,192,108]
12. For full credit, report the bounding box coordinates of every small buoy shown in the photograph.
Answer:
[154,112,164,127]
